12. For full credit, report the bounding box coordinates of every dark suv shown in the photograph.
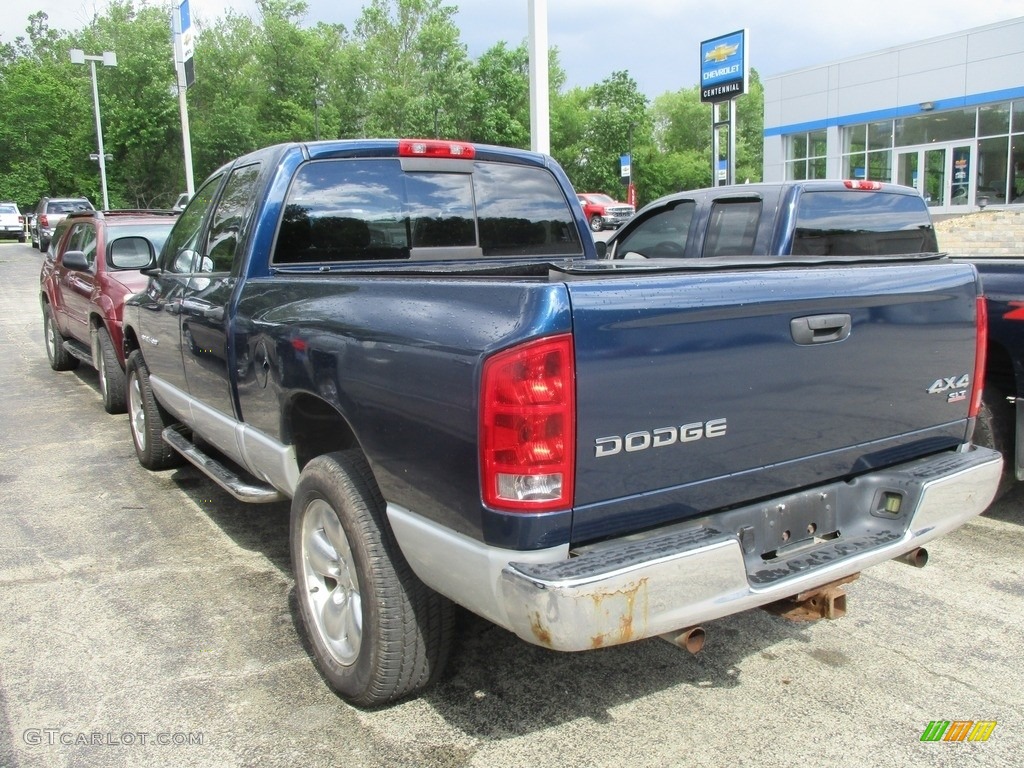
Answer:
[31,196,95,252]
[39,209,179,413]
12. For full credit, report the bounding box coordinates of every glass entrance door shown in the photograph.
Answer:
[894,143,975,212]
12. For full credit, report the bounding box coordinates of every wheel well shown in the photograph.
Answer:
[986,340,1016,397]
[123,325,140,358]
[286,394,359,471]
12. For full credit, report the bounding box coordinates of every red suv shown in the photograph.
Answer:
[39,209,179,413]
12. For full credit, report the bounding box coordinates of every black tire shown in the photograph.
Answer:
[43,304,79,372]
[39,237,49,253]
[589,215,604,232]
[96,326,126,414]
[291,450,454,707]
[974,387,1015,503]
[126,350,182,470]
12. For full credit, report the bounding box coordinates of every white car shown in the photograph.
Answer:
[0,202,26,243]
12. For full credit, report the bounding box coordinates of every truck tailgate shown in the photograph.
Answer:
[567,262,980,543]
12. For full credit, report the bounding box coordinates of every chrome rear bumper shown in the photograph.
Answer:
[498,447,1002,651]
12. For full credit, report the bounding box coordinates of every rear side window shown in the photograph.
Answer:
[703,200,761,258]
[273,158,582,264]
[792,191,938,255]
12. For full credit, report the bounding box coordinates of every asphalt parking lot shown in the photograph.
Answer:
[1,241,1022,768]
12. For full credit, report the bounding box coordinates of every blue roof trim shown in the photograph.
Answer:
[764,85,1024,137]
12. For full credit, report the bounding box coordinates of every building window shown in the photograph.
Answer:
[837,102,1024,206]
[786,130,826,180]
[895,109,977,146]
[842,121,894,181]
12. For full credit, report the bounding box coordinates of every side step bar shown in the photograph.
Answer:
[63,338,93,366]
[161,425,286,503]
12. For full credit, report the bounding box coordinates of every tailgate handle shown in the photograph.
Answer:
[791,314,851,345]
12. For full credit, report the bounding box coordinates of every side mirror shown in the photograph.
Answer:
[109,236,156,270]
[61,250,90,272]
[594,241,608,259]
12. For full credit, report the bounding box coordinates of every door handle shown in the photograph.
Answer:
[790,313,851,345]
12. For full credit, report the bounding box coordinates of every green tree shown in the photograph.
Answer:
[352,0,471,138]
[188,10,264,176]
[69,1,183,207]
[551,71,649,202]
[466,42,530,147]
[0,1,768,214]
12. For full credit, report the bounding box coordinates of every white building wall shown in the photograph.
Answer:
[763,17,1024,183]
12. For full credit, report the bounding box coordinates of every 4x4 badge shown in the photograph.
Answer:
[927,374,969,404]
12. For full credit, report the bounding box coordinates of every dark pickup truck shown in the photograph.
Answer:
[598,179,1019,497]
[122,147,1000,706]
[947,259,1024,497]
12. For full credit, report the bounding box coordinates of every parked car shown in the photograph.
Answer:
[577,192,635,232]
[39,209,179,413]
[173,192,190,211]
[0,202,26,242]
[31,196,95,252]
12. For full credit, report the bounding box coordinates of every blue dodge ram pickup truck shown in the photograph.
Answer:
[122,143,1001,705]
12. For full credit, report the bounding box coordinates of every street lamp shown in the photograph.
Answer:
[70,48,117,210]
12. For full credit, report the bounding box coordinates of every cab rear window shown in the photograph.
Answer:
[272,158,583,264]
[792,191,938,255]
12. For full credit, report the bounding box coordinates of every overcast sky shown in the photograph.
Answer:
[3,0,1022,98]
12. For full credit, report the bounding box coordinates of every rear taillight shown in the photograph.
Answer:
[399,139,476,159]
[39,214,49,227]
[970,296,987,420]
[480,334,575,512]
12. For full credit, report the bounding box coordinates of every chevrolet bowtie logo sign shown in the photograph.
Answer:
[704,43,738,64]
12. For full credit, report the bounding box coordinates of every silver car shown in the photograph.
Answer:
[31,197,95,252]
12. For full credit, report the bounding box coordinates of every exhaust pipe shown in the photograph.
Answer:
[895,547,928,568]
[660,626,706,654]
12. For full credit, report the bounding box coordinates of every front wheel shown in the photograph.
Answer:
[589,215,604,232]
[291,450,454,707]
[126,350,181,470]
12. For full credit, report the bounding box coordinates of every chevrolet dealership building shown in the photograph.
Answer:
[762,17,1024,214]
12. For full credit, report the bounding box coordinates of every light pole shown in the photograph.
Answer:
[70,49,117,210]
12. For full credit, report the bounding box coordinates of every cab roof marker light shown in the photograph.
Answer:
[398,139,476,160]
[843,180,883,191]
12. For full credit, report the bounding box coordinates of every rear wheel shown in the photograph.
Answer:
[43,305,79,372]
[96,326,126,414]
[589,215,604,232]
[291,450,454,707]
[126,350,181,470]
